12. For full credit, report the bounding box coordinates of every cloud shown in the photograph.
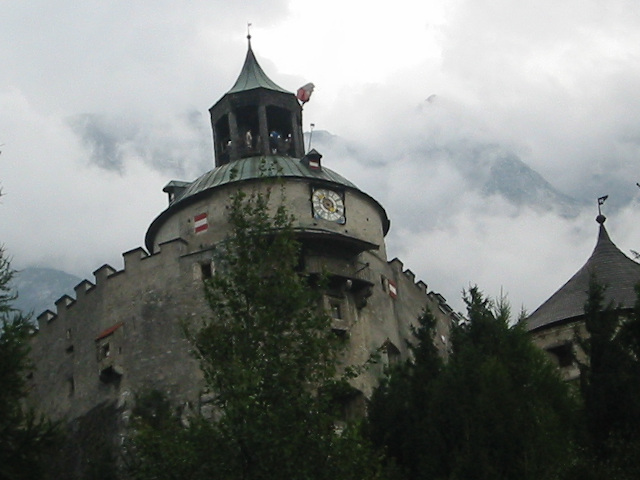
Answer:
[0,87,168,277]
[69,110,212,178]
[69,114,129,173]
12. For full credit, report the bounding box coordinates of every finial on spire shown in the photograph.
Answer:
[597,195,608,224]
[247,22,252,46]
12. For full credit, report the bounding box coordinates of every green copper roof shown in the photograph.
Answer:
[227,44,291,95]
[175,155,357,204]
[145,155,382,252]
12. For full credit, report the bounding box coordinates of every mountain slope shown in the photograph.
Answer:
[11,267,81,316]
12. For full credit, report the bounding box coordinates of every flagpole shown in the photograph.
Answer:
[308,123,315,153]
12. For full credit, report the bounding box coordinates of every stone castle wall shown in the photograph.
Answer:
[28,234,456,423]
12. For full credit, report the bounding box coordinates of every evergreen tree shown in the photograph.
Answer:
[129,187,383,480]
[0,247,59,480]
[370,286,576,480]
[368,308,444,478]
[568,278,640,479]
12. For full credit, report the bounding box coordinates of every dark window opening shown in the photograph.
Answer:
[201,261,213,279]
[330,302,342,319]
[215,115,231,165]
[100,343,110,360]
[67,377,75,397]
[266,106,294,155]
[66,345,74,354]
[236,106,260,158]
[547,343,573,368]
[383,341,401,369]
[99,365,122,384]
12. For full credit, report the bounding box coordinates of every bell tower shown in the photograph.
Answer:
[209,35,305,166]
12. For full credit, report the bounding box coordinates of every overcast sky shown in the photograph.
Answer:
[1,0,640,314]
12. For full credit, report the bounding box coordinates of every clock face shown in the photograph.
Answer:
[312,188,345,223]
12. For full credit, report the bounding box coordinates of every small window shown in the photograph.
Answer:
[382,341,401,369]
[66,345,74,354]
[67,377,75,397]
[547,343,573,368]
[330,302,342,319]
[201,261,213,279]
[100,343,110,360]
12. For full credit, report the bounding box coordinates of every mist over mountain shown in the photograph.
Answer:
[11,267,81,317]
[482,153,580,216]
[308,130,581,217]
[8,131,623,319]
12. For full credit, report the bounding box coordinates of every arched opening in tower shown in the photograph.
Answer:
[267,106,294,156]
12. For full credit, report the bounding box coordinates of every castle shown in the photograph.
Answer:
[27,38,459,447]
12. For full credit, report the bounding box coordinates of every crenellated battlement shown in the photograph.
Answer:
[34,237,192,332]
[54,294,75,312]
[93,264,117,285]
[388,257,428,294]
[123,247,149,271]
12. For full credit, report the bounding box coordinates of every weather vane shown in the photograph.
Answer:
[597,195,608,223]
[597,195,608,214]
[247,22,252,42]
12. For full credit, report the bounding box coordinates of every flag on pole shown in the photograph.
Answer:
[598,195,608,205]
[296,83,315,104]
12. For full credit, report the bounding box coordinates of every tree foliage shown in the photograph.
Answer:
[567,278,640,479]
[129,187,383,480]
[0,247,59,480]
[370,286,576,480]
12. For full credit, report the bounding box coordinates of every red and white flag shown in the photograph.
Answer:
[194,213,208,234]
[296,82,315,104]
[388,280,398,299]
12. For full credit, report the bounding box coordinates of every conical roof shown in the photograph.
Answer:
[527,218,640,332]
[226,40,291,95]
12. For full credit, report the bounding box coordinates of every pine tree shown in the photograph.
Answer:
[370,286,576,480]
[568,278,640,479]
[129,186,383,480]
[368,308,443,478]
[0,247,59,480]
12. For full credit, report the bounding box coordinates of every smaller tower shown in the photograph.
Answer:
[209,36,305,166]
[527,212,640,379]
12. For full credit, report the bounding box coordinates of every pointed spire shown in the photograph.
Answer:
[226,35,291,95]
[527,217,640,331]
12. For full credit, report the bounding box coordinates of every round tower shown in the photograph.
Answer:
[145,39,390,265]
[142,40,451,397]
